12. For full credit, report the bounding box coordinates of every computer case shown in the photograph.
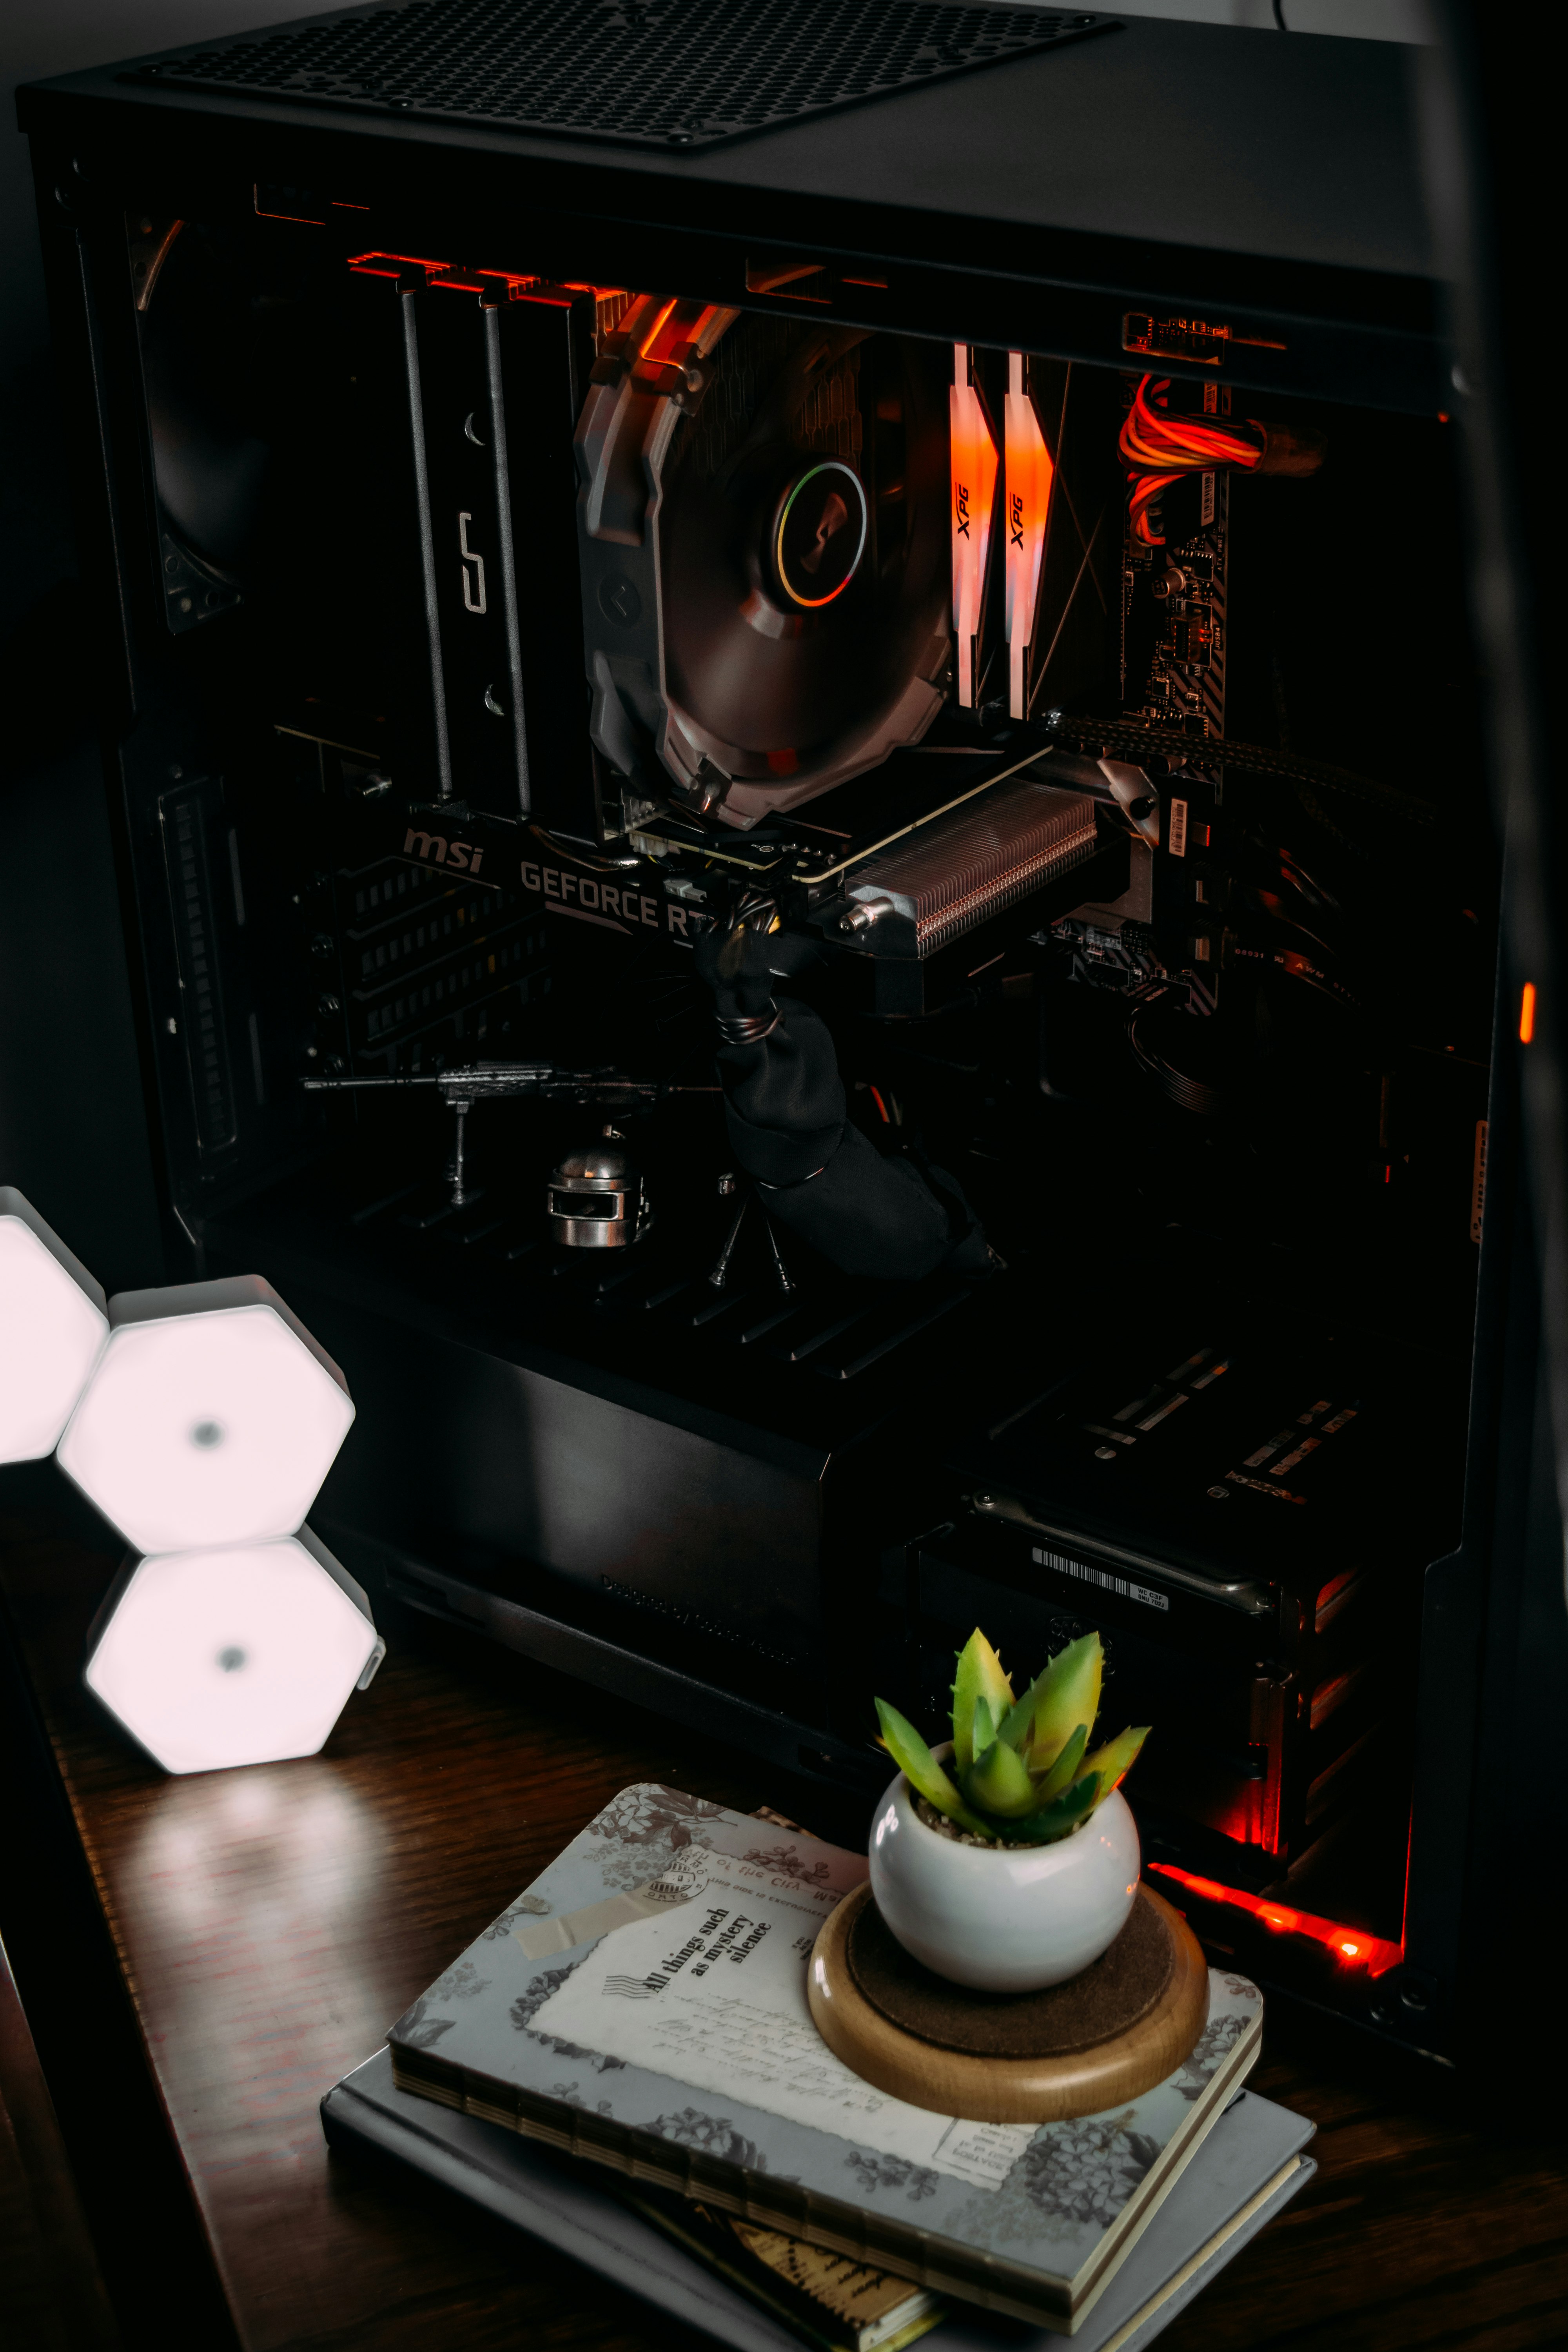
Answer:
[18,5,1566,2081]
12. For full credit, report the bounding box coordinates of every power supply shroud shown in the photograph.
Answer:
[18,11,1539,2069]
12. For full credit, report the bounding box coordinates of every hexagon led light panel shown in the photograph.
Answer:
[58,1274,356,1554]
[51,1269,380,1775]
[85,1531,383,1775]
[0,1187,109,1463]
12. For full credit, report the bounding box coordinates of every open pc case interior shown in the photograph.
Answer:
[20,10,1516,2069]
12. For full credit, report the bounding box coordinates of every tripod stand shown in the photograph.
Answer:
[707,1176,795,1298]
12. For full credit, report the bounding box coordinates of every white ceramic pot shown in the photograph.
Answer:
[868,1759,1141,1993]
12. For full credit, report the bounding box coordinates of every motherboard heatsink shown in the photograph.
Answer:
[831,772,1100,955]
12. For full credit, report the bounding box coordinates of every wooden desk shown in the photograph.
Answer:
[3,1502,1567,2351]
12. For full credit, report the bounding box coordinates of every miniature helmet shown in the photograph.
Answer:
[548,1137,649,1249]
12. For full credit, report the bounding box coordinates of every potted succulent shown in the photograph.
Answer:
[871,1628,1149,1993]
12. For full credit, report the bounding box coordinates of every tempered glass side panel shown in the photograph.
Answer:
[43,165,1502,2051]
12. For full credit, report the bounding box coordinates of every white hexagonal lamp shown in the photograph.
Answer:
[84,1529,384,1776]
[58,1275,357,1555]
[57,1273,383,1775]
[0,1187,109,1464]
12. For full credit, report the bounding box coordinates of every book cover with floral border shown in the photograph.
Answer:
[389,1786,1260,2328]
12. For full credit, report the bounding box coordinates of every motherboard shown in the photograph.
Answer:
[1120,378,1232,757]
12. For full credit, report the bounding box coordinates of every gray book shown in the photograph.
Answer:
[385,1784,1267,2330]
[323,2052,1316,2352]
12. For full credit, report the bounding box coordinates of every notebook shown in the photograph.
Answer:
[323,2050,1315,2352]
[385,1784,1265,2328]
[620,2185,947,2351]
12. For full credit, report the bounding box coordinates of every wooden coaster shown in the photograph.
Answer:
[848,1881,1175,2058]
[808,1883,1208,2124]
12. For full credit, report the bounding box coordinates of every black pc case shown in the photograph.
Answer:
[17,5,1566,2082]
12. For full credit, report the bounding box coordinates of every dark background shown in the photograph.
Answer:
[0,0,279,1294]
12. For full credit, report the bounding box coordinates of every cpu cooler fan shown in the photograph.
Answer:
[575,298,951,828]
[133,218,278,630]
[131,217,397,687]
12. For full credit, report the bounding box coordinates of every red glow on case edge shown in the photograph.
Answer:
[347,254,628,309]
[1149,1863,1404,1976]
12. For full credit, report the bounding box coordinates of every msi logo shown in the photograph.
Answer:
[955,483,971,540]
[1011,491,1025,549]
[403,828,484,875]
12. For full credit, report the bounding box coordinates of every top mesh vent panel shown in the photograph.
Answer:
[124,0,1118,151]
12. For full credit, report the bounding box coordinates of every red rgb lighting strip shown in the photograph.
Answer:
[1148,1863,1404,1976]
[347,253,629,308]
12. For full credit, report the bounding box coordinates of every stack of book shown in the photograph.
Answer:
[322,1786,1314,2347]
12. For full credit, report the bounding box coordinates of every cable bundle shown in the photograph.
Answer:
[1120,375,1264,546]
[1120,375,1265,474]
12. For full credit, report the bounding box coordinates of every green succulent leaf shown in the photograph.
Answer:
[961,1730,1040,1819]
[874,1697,993,1836]
[987,1771,1103,1845]
[1079,1724,1150,1800]
[1031,1720,1089,1803]
[951,1630,1015,1773]
[999,1632,1103,1774]
[880,1634,1147,1849]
